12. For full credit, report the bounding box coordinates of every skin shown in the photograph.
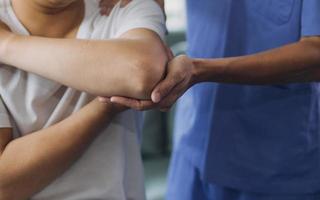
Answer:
[108,37,320,111]
[0,0,168,99]
[99,1,320,111]
[0,99,125,200]
[0,1,127,199]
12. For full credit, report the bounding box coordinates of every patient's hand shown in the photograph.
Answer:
[97,97,129,114]
[99,0,165,15]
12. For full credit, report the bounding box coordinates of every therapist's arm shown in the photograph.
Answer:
[109,36,320,110]
[0,99,125,200]
[192,37,320,85]
[0,27,168,100]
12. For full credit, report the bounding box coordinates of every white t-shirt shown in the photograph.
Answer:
[0,0,165,199]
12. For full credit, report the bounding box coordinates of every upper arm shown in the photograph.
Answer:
[112,0,169,97]
[119,28,167,63]
[115,0,166,40]
[117,28,168,98]
[115,0,167,57]
[116,0,168,63]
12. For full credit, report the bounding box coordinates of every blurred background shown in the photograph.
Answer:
[142,1,186,200]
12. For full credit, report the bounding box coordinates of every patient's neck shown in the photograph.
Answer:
[11,0,85,38]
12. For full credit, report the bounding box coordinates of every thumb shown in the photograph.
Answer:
[151,75,182,103]
[166,46,174,60]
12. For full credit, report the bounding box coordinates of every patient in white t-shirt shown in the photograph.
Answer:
[0,0,167,199]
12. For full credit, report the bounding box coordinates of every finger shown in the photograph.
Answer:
[158,81,188,109]
[158,93,179,110]
[166,46,174,60]
[110,97,155,111]
[151,74,184,103]
[120,0,132,7]
[98,97,111,103]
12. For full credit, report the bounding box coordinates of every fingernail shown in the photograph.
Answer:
[152,92,161,103]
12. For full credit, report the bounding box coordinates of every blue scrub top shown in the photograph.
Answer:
[174,0,320,194]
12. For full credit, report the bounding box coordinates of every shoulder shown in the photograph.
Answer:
[119,0,164,17]
[111,0,166,39]
[79,0,165,40]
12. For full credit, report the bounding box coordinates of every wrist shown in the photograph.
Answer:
[0,32,16,62]
[191,57,230,83]
[190,58,201,84]
[92,99,125,118]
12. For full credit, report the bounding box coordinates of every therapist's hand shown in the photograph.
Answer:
[151,55,196,111]
[99,0,165,15]
[108,55,196,112]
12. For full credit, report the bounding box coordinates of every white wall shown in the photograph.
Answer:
[165,0,186,32]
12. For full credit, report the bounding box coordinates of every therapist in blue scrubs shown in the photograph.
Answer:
[104,0,320,199]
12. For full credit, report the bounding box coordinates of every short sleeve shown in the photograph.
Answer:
[115,0,166,40]
[301,0,320,37]
[0,96,11,128]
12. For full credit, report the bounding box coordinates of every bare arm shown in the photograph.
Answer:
[0,99,123,200]
[0,27,168,99]
[108,36,320,111]
[193,37,320,84]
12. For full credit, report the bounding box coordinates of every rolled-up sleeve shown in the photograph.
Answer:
[301,0,320,36]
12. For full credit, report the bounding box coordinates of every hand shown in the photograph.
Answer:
[97,97,128,113]
[151,55,196,111]
[99,0,131,15]
[107,55,196,112]
[98,45,174,111]
[99,0,165,16]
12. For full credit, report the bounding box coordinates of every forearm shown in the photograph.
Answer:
[0,100,116,200]
[193,38,320,84]
[1,31,167,99]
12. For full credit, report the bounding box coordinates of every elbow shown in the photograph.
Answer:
[131,50,168,99]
